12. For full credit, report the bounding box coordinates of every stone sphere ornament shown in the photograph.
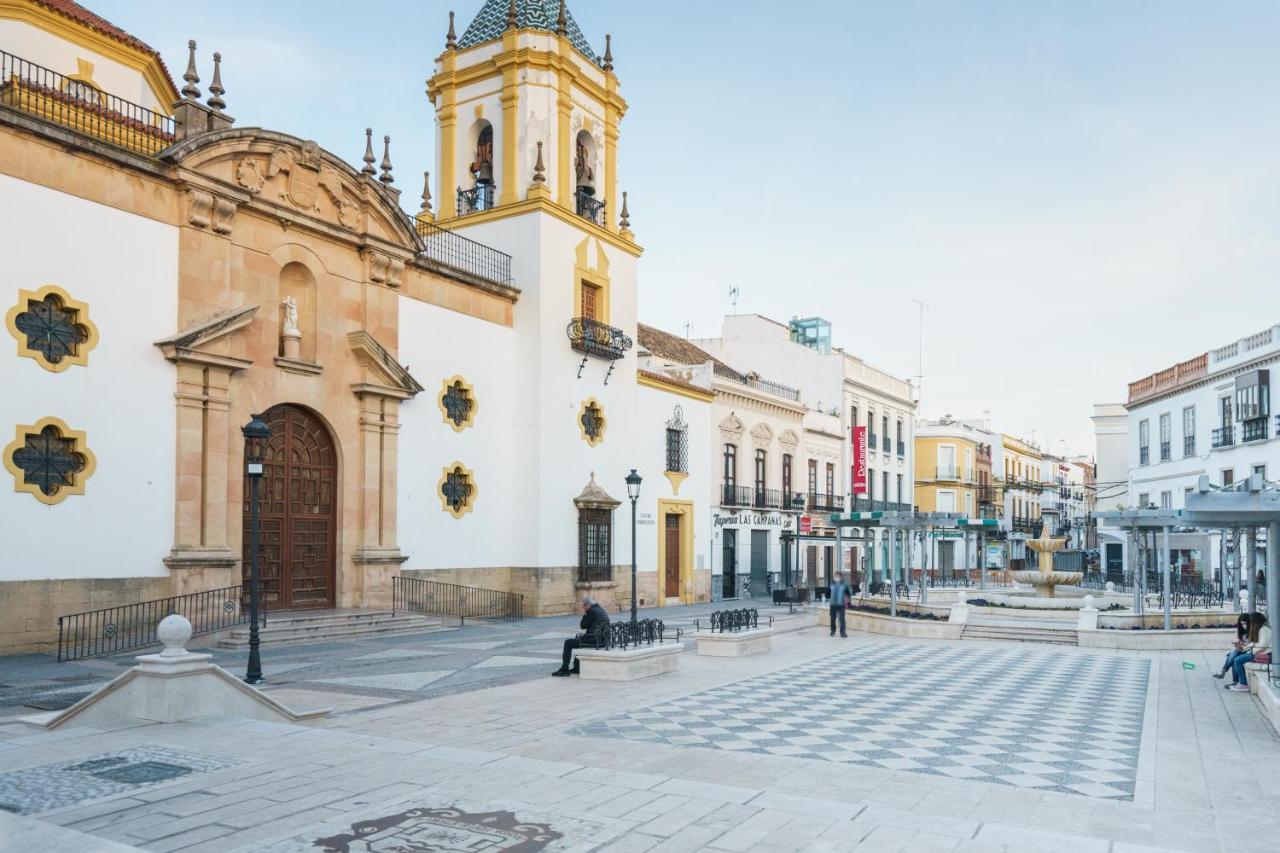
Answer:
[157,614,194,657]
[1082,595,1097,611]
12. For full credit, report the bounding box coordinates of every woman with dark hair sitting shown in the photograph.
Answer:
[1214,613,1252,680]
[1228,613,1272,693]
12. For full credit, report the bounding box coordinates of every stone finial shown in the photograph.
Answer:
[420,171,433,213]
[181,39,201,99]
[207,52,226,111]
[507,0,518,30]
[619,190,631,229]
[380,135,395,185]
[446,10,457,49]
[603,34,613,72]
[156,614,193,657]
[532,141,546,183]
[361,128,376,176]
[556,0,568,36]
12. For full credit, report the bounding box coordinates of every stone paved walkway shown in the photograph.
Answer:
[0,621,1278,852]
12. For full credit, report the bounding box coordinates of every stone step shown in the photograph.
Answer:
[216,612,449,649]
[961,625,1079,646]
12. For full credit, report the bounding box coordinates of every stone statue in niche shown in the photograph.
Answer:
[281,296,301,359]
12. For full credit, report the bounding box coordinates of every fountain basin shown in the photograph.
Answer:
[1008,570,1083,597]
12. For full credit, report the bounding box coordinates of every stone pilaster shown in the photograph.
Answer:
[351,391,408,608]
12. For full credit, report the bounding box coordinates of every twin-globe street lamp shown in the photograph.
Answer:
[625,469,642,628]
[241,415,270,685]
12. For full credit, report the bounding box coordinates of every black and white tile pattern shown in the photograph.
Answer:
[576,642,1151,800]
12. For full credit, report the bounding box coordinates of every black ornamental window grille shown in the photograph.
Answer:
[441,466,474,514]
[581,401,604,443]
[14,292,89,366]
[13,423,87,498]
[578,507,614,582]
[442,380,473,428]
[665,406,688,473]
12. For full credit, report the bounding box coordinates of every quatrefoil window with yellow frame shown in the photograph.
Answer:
[578,398,606,447]
[5,286,99,372]
[3,417,97,505]
[438,461,477,519]
[438,376,477,432]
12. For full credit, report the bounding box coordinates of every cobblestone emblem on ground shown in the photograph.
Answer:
[576,641,1151,799]
[312,807,561,852]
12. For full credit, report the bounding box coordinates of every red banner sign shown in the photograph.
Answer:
[852,426,868,495]
[799,515,813,534]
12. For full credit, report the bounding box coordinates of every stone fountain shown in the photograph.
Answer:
[1010,513,1082,598]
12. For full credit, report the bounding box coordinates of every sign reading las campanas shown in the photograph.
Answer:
[852,426,868,494]
[714,512,794,529]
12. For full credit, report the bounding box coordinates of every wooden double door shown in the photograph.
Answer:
[242,405,337,610]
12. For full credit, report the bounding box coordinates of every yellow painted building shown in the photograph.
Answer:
[914,422,980,516]
[1001,434,1043,534]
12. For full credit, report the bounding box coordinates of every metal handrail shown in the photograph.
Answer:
[57,585,250,662]
[392,576,522,624]
[415,218,513,287]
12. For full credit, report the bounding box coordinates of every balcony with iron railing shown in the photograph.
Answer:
[897,440,906,457]
[754,488,784,509]
[0,49,175,156]
[1241,417,1269,443]
[1211,426,1234,449]
[575,188,606,226]
[1139,446,1149,465]
[567,316,633,361]
[807,492,843,513]
[1159,441,1171,461]
[712,364,802,402]
[868,432,879,451]
[1184,435,1196,456]
[415,219,513,288]
[721,484,750,507]
[457,183,496,216]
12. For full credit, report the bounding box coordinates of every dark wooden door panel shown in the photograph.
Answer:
[664,514,681,598]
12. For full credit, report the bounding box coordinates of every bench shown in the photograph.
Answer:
[576,644,682,681]
[1244,660,1273,693]
[693,608,774,657]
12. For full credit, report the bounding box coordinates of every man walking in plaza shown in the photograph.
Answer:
[829,572,852,638]
[553,596,611,676]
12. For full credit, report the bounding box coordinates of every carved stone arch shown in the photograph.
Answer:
[750,423,773,449]
[718,413,744,443]
[162,127,420,249]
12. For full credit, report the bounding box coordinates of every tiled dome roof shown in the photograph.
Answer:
[458,0,600,64]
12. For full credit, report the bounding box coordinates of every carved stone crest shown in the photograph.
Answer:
[235,158,264,194]
[313,806,561,852]
[267,147,320,210]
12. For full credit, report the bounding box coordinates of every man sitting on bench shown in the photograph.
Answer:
[552,595,611,677]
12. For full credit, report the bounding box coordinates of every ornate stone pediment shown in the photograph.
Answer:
[750,422,773,448]
[719,413,744,443]
[778,429,799,453]
[165,129,417,248]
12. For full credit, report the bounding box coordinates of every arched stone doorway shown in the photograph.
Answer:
[243,404,337,610]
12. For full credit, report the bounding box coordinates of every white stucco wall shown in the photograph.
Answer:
[0,174,177,580]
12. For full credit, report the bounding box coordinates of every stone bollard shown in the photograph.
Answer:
[1105,581,1115,593]
[1077,594,1099,631]
[156,613,194,657]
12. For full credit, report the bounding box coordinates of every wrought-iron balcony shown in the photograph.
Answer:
[415,219,513,288]
[567,316,632,361]
[806,492,843,513]
[868,433,879,451]
[1241,417,1269,443]
[897,440,906,457]
[1159,440,1171,461]
[721,484,751,507]
[575,188,606,226]
[882,436,892,453]
[753,488,784,509]
[850,497,898,513]
[457,183,496,216]
[1211,426,1234,449]
[934,466,968,482]
[1139,446,1149,465]
[1183,435,1196,456]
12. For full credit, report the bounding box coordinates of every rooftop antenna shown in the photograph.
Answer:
[683,322,691,339]
[911,299,927,408]
[728,285,740,315]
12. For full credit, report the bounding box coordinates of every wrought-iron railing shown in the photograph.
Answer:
[457,183,496,215]
[392,576,523,624]
[868,433,879,450]
[897,441,906,457]
[699,608,773,633]
[57,585,248,662]
[1,49,175,156]
[1241,417,1269,443]
[415,218,513,287]
[575,188,606,226]
[753,487,784,509]
[601,618,679,649]
[1159,441,1171,461]
[807,492,843,512]
[1211,426,1234,448]
[1183,435,1195,456]
[1157,583,1224,610]
[567,316,632,361]
[882,436,892,453]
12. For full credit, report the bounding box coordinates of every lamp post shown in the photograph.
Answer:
[791,493,805,592]
[625,469,641,628]
[241,414,271,685]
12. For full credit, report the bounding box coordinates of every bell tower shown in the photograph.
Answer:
[425,0,630,238]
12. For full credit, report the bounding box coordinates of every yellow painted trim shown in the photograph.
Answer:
[5,285,99,372]
[0,1,178,107]
[498,29,519,206]
[636,372,714,403]
[429,45,628,117]
[664,471,688,496]
[578,397,607,447]
[436,50,458,224]
[3,416,96,505]
[442,195,643,257]
[656,498,696,605]
[437,375,478,432]
[557,71,572,208]
[437,460,477,519]
[574,236,611,325]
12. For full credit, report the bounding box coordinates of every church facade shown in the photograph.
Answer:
[0,0,712,654]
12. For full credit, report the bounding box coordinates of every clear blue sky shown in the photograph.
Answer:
[94,1,1280,453]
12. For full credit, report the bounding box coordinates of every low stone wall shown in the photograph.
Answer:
[577,643,682,681]
[0,577,173,656]
[1078,627,1233,650]
[696,628,772,657]
[821,607,964,640]
[1097,611,1237,631]
[1247,667,1280,733]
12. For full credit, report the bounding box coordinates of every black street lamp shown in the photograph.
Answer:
[242,414,271,685]
[791,493,805,590]
[625,469,642,627]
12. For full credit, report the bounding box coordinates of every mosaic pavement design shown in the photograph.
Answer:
[575,641,1151,800]
[0,746,238,815]
[311,807,561,852]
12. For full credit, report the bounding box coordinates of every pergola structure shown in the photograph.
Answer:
[828,509,1001,617]
[1097,474,1279,629]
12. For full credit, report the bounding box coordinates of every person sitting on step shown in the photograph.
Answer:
[552,595,611,677]
[1228,612,1272,692]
